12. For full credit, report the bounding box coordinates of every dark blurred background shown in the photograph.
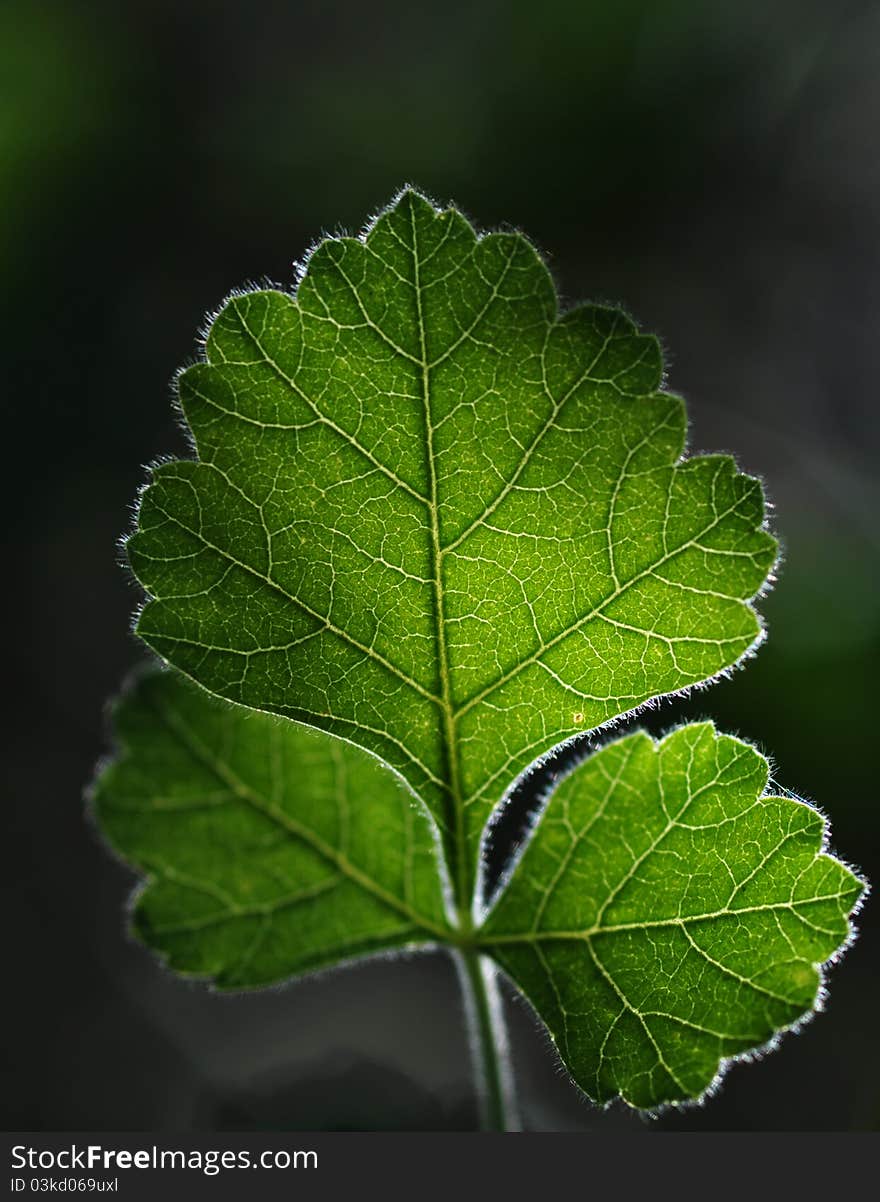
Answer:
[3,0,878,1131]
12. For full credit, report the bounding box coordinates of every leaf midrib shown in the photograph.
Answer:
[407,202,471,921]
[483,892,852,944]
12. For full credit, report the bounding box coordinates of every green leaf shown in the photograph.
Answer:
[126,188,777,905]
[103,190,864,1116]
[481,723,865,1110]
[92,668,450,988]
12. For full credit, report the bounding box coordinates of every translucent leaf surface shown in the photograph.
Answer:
[482,724,865,1109]
[93,669,449,988]
[100,191,865,1114]
[96,677,863,1108]
[126,189,777,905]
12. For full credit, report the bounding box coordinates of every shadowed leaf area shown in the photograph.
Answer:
[96,191,865,1113]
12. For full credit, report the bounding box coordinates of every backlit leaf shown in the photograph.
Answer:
[126,189,777,905]
[93,668,449,988]
[482,724,864,1109]
[95,190,865,1116]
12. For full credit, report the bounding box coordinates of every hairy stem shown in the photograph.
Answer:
[454,949,519,1132]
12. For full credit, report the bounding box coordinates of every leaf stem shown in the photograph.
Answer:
[454,948,519,1132]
